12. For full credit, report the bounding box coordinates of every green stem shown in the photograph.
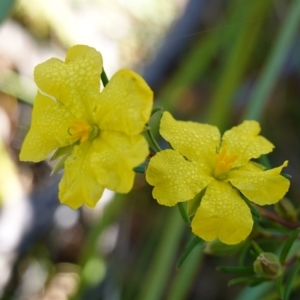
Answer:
[101,69,109,87]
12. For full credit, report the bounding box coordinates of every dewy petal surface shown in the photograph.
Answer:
[160,112,220,169]
[34,45,103,121]
[91,130,149,193]
[95,69,153,135]
[20,92,75,162]
[221,121,274,167]
[59,143,104,209]
[191,180,253,245]
[229,161,290,205]
[146,149,213,206]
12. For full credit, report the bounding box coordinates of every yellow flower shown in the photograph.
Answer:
[146,112,290,245]
[20,45,153,209]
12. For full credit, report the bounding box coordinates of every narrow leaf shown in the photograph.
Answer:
[133,166,146,173]
[280,228,300,264]
[228,276,267,286]
[177,203,190,224]
[252,241,264,255]
[177,235,202,268]
[51,154,69,174]
[276,274,284,299]
[217,266,254,275]
[151,106,163,116]
[283,258,300,300]
[50,144,74,161]
[101,69,109,87]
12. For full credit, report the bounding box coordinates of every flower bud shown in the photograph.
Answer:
[253,252,282,279]
[275,197,297,221]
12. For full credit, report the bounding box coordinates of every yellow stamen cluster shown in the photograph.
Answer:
[213,147,238,179]
[69,119,92,143]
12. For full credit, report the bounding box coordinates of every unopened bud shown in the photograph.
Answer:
[275,197,297,221]
[253,252,282,279]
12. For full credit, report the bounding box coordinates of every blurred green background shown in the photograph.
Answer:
[0,0,300,299]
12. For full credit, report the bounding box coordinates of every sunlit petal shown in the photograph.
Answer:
[34,45,103,121]
[59,143,104,209]
[229,161,290,205]
[95,69,153,135]
[160,112,220,170]
[191,180,253,245]
[221,120,274,167]
[146,149,213,206]
[20,92,75,162]
[91,131,149,193]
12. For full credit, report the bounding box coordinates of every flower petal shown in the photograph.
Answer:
[34,45,103,121]
[91,131,149,193]
[95,69,153,135]
[191,180,253,245]
[19,92,75,162]
[59,142,104,209]
[221,120,274,167]
[146,149,213,206]
[160,112,220,169]
[229,161,290,205]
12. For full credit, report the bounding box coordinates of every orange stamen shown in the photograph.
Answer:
[214,147,238,179]
[69,119,92,143]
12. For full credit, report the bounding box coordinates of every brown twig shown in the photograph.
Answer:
[259,208,300,229]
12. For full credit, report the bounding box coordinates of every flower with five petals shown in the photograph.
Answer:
[146,112,290,244]
[20,45,153,209]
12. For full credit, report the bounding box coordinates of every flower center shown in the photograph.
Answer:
[213,147,238,180]
[68,119,99,143]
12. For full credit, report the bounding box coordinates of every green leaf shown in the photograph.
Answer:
[238,240,252,266]
[177,235,203,268]
[244,0,300,120]
[133,166,146,173]
[187,189,205,217]
[252,241,264,255]
[281,173,292,179]
[177,203,190,224]
[0,0,15,25]
[50,144,74,161]
[258,155,272,169]
[146,126,162,153]
[101,69,109,87]
[280,228,300,264]
[51,154,69,174]
[283,258,300,300]
[217,266,254,275]
[276,274,284,300]
[151,107,163,116]
[228,276,267,286]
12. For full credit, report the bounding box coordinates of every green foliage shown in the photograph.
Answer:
[0,0,15,25]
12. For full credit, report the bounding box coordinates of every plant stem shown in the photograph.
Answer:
[259,208,300,229]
